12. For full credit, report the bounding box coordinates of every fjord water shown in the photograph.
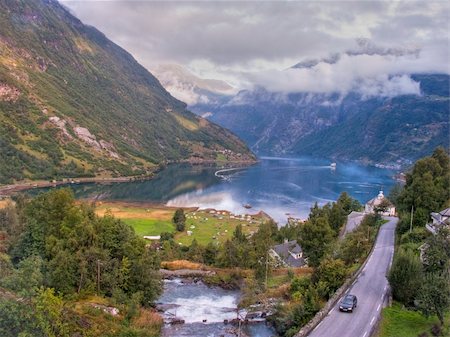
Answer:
[66,157,396,223]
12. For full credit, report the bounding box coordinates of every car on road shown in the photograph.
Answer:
[339,294,357,312]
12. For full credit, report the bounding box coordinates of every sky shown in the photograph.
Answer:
[62,1,449,98]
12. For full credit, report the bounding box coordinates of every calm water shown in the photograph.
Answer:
[57,156,396,223]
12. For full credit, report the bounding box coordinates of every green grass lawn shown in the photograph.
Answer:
[377,302,449,337]
[175,211,262,246]
[94,203,267,244]
[123,218,175,236]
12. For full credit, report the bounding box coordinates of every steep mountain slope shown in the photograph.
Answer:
[294,74,449,164]
[188,74,449,167]
[0,0,254,184]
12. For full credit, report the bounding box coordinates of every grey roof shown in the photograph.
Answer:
[272,240,305,267]
[273,240,303,256]
[285,255,306,268]
[439,208,450,217]
[431,209,450,225]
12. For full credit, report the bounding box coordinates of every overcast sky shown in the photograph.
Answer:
[62,0,449,96]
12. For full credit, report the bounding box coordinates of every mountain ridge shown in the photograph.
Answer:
[0,0,255,184]
[183,73,449,167]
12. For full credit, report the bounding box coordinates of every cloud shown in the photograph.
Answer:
[62,0,449,96]
[246,46,448,97]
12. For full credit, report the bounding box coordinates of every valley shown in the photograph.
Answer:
[0,1,448,337]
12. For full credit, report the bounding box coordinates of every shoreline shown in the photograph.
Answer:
[0,175,153,196]
[0,159,258,197]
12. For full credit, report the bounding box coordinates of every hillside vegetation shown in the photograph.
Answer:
[0,189,163,337]
[194,74,449,166]
[381,147,450,336]
[0,0,254,184]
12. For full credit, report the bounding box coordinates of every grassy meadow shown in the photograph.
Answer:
[93,202,268,245]
[376,302,450,337]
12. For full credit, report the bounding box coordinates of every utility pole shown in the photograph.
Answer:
[410,205,414,233]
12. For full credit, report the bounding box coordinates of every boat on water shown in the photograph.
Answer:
[330,162,337,169]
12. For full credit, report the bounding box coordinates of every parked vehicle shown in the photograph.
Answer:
[339,294,357,312]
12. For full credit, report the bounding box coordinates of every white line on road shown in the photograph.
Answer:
[330,308,335,314]
[371,316,376,325]
[363,331,368,337]
[377,303,381,311]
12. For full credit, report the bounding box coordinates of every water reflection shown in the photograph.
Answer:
[33,157,396,223]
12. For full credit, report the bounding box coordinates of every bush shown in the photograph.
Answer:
[388,249,423,305]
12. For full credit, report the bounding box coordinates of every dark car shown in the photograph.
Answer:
[339,294,357,312]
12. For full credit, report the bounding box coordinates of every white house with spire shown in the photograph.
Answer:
[364,190,396,216]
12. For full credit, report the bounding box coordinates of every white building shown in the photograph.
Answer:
[364,190,396,216]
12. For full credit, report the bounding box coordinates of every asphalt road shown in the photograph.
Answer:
[308,216,398,337]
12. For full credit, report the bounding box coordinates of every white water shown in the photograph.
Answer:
[158,279,276,337]
[158,279,240,323]
[166,294,238,323]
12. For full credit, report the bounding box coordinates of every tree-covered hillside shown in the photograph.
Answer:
[294,75,449,164]
[0,0,254,184]
[0,189,163,336]
[384,147,450,334]
[192,74,449,166]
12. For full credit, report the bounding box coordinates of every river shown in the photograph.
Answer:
[158,279,276,337]
[59,156,397,223]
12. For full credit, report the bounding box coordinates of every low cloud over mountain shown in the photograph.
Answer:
[246,41,447,97]
[64,0,449,96]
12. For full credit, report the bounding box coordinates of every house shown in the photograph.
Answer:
[426,208,450,235]
[364,190,396,216]
[269,239,306,268]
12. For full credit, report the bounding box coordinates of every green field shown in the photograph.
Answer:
[123,218,175,236]
[94,203,267,244]
[377,302,449,337]
[175,210,263,246]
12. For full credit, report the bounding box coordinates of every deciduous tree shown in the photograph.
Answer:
[388,249,423,305]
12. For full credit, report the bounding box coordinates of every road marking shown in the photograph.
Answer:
[371,316,376,325]
[377,303,381,311]
[316,321,323,329]
[363,331,368,337]
[330,308,335,314]
[384,285,387,291]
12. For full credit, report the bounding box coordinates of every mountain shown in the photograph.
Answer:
[187,74,449,167]
[152,64,236,109]
[0,0,254,184]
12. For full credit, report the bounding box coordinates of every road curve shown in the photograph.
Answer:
[308,216,398,337]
